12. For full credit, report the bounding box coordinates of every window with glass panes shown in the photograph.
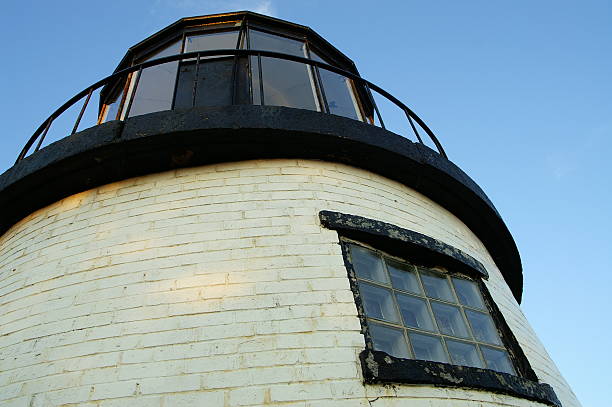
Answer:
[347,242,516,375]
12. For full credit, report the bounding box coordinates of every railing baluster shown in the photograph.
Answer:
[16,48,447,163]
[192,53,201,108]
[257,52,265,106]
[231,53,238,105]
[405,110,424,144]
[71,88,94,135]
[365,84,385,129]
[34,119,53,153]
[245,23,254,105]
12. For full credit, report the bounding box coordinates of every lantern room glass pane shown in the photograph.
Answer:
[310,51,361,120]
[249,29,318,111]
[350,245,388,284]
[105,97,121,122]
[128,41,181,117]
[409,332,449,363]
[101,85,124,123]
[452,277,485,309]
[173,57,249,109]
[359,282,399,323]
[369,323,410,359]
[184,30,239,57]
[249,28,304,56]
[446,339,484,368]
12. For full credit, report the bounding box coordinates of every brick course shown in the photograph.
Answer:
[0,159,580,406]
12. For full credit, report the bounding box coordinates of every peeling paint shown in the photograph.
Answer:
[359,350,561,407]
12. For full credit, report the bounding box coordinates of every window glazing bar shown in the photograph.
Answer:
[123,67,143,119]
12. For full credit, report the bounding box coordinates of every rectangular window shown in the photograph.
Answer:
[249,29,320,111]
[345,241,517,375]
[128,40,181,118]
[310,51,364,121]
[173,57,249,109]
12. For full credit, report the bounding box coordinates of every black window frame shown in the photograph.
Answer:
[319,210,561,407]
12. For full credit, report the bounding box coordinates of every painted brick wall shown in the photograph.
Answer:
[0,159,580,407]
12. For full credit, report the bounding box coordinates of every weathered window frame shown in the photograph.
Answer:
[319,210,561,407]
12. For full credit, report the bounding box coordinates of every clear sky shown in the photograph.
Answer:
[1,1,610,406]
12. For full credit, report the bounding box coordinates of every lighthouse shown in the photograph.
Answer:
[0,11,580,407]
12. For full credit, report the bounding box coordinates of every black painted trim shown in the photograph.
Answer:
[0,105,522,301]
[319,210,488,279]
[336,231,537,381]
[325,216,559,406]
[361,350,561,407]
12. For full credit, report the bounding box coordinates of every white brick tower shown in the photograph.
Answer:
[0,11,580,407]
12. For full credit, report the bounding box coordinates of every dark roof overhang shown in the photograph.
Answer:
[111,11,359,76]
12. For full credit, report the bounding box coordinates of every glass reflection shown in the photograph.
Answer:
[99,25,371,124]
[370,323,410,359]
[359,282,399,323]
[100,85,124,123]
[174,58,249,109]
[431,302,470,338]
[397,294,435,332]
[128,41,181,117]
[465,310,502,345]
[452,278,485,309]
[311,51,361,120]
[387,260,421,294]
[249,29,319,110]
[184,30,239,57]
[409,332,448,363]
[481,346,515,375]
[446,339,484,368]
[420,269,455,302]
[350,245,388,284]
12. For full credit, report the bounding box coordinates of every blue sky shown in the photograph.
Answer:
[2,1,610,405]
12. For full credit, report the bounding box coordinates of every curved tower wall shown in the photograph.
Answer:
[0,159,579,407]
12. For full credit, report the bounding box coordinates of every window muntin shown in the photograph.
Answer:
[347,242,517,375]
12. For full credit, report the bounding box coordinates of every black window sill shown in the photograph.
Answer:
[360,350,561,407]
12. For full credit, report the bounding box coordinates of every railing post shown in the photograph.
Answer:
[34,119,53,153]
[365,84,385,129]
[192,53,201,107]
[404,110,424,144]
[257,52,265,106]
[71,88,94,135]
[16,49,448,163]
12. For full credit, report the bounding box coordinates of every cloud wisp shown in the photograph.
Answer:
[151,0,277,17]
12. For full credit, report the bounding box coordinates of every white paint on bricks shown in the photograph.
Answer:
[0,159,580,406]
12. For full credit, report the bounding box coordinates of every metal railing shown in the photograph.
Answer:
[16,49,447,164]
